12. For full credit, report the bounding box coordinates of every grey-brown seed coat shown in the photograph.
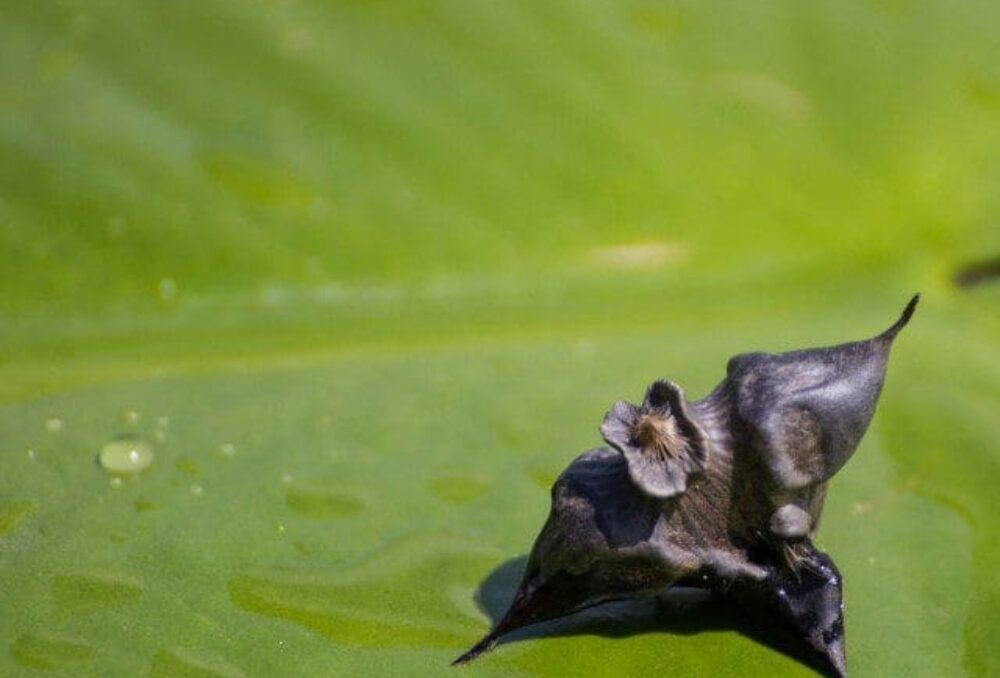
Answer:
[454,295,919,677]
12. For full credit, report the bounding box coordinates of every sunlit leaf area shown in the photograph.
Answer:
[1,1,997,676]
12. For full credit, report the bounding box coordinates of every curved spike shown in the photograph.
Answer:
[452,631,500,666]
[878,293,920,341]
[452,578,548,666]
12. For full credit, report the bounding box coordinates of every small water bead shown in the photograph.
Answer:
[109,477,123,488]
[220,442,237,457]
[46,418,64,432]
[154,418,168,442]
[99,436,154,475]
[27,448,36,461]
[159,277,177,301]
[125,410,140,425]
[190,484,203,496]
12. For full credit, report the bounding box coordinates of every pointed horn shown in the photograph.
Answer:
[453,567,589,666]
[452,596,533,666]
[452,629,502,666]
[452,582,541,666]
[879,293,920,341]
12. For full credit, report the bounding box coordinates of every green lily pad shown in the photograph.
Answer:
[1,0,998,676]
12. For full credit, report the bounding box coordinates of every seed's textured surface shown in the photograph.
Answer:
[456,295,920,677]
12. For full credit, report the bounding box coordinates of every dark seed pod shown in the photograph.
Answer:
[454,295,919,676]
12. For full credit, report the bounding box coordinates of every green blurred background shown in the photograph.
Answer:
[1,1,997,676]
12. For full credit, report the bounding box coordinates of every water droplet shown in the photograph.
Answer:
[277,524,286,535]
[154,417,169,443]
[281,474,293,485]
[125,410,140,425]
[51,573,143,614]
[11,633,92,671]
[190,484,204,496]
[777,588,787,598]
[99,436,154,475]
[220,442,237,457]
[26,448,36,461]
[159,277,177,301]
[45,417,63,432]
[109,477,123,488]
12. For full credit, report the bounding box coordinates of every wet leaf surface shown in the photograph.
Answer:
[1,0,998,676]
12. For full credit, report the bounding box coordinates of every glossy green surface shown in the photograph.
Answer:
[1,1,998,676]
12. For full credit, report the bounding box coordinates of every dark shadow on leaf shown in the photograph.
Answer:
[473,555,839,677]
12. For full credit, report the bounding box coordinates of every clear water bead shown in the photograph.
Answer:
[99,437,154,475]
